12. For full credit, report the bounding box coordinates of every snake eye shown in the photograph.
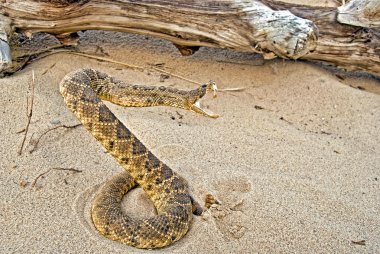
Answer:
[201,84,207,88]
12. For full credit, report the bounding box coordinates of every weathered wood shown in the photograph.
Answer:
[0,0,317,58]
[262,0,380,76]
[337,0,380,28]
[0,0,379,76]
[0,15,12,70]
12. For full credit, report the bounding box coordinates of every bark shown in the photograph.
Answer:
[0,0,379,76]
[261,0,380,76]
[337,0,380,28]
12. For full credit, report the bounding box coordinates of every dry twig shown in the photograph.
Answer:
[351,240,366,246]
[29,124,81,153]
[18,70,36,155]
[41,62,57,75]
[218,87,246,92]
[31,167,82,188]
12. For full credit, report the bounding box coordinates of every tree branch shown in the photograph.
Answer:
[0,0,379,76]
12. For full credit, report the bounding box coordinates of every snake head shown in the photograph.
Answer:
[194,80,218,99]
[189,81,219,118]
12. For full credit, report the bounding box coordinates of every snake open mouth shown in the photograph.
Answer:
[192,81,219,118]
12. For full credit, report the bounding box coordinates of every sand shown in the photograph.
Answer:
[1,3,379,253]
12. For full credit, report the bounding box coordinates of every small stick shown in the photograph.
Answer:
[51,167,83,173]
[16,128,26,134]
[32,167,82,188]
[31,169,53,187]
[18,70,36,156]
[41,62,56,75]
[29,124,81,154]
[218,87,246,92]
[351,240,365,246]
[16,45,67,59]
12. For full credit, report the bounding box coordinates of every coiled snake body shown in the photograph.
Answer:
[59,69,217,249]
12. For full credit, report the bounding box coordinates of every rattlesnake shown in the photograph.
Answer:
[59,69,217,249]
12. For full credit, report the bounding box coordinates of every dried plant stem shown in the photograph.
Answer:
[29,124,81,153]
[18,70,35,156]
[32,167,82,188]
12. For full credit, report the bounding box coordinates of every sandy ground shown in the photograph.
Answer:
[1,2,380,253]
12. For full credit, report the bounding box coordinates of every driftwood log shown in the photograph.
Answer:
[0,0,379,76]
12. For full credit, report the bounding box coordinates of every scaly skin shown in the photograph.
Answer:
[59,69,216,248]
